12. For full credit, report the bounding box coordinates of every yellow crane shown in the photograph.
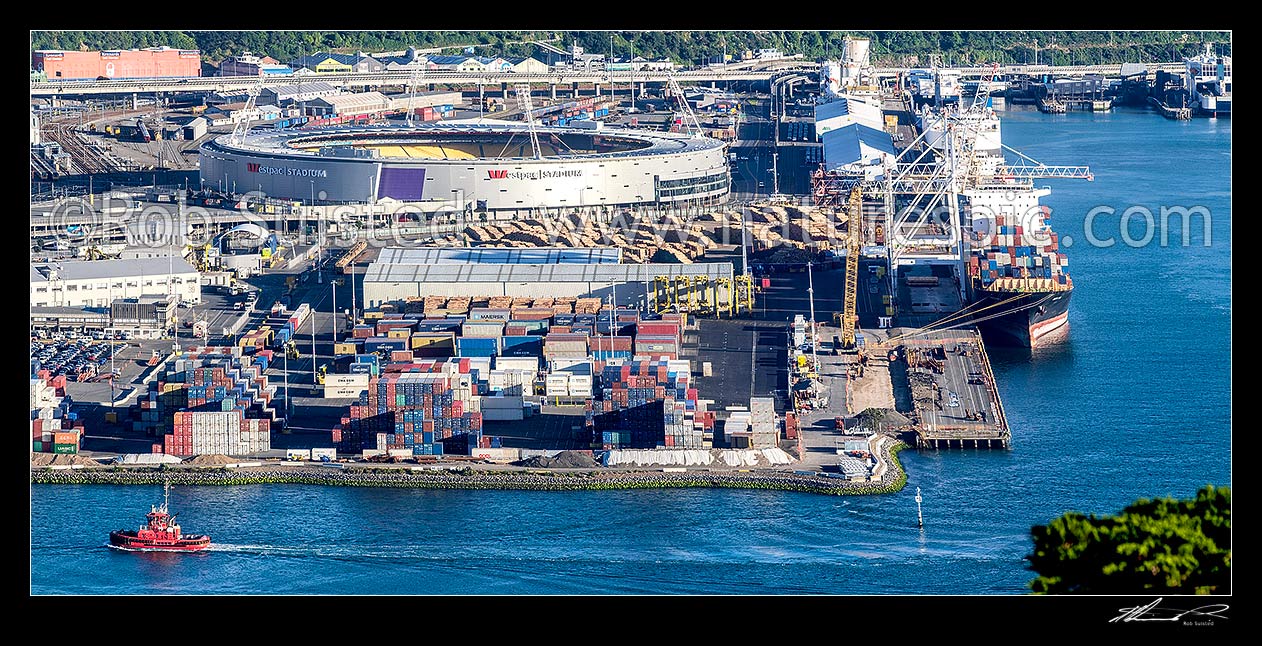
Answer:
[841,186,863,348]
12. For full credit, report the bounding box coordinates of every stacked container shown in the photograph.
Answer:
[334,361,481,456]
[585,358,702,449]
[130,346,279,455]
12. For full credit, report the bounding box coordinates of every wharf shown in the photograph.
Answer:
[898,329,1010,449]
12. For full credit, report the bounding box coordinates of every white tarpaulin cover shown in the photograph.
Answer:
[601,448,794,467]
[114,453,184,464]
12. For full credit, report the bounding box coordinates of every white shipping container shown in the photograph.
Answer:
[494,357,541,372]
[548,356,591,371]
[286,449,307,460]
[387,448,414,458]
[324,374,370,388]
[310,448,337,460]
[323,386,366,398]
[468,447,521,462]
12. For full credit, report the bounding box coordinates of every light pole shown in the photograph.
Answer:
[331,279,337,348]
[283,343,290,419]
[311,303,317,386]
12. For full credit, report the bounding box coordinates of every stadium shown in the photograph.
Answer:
[199,122,731,214]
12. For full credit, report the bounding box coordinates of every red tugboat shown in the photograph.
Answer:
[109,482,211,552]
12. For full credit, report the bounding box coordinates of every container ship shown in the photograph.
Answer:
[964,185,1072,347]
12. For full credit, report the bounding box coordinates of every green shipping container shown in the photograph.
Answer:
[53,443,78,455]
[33,441,45,452]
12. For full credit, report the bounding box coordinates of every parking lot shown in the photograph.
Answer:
[31,337,122,383]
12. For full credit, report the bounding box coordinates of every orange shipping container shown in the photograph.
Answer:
[54,431,79,445]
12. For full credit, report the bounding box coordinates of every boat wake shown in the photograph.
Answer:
[106,543,209,554]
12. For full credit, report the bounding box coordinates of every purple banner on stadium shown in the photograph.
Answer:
[378,167,426,201]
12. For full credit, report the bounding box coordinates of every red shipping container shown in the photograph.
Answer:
[458,358,471,374]
[637,323,681,338]
[152,443,164,454]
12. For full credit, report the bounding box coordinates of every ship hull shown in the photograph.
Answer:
[973,288,1071,347]
[109,530,211,552]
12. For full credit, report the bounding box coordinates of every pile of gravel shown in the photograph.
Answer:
[31,453,100,467]
[183,454,239,465]
[513,450,600,469]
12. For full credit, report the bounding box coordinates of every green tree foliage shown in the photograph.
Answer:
[30,31,1231,66]
[1027,485,1230,594]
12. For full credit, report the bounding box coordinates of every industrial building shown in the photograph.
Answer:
[32,47,201,80]
[814,96,884,136]
[30,257,201,309]
[109,296,176,338]
[289,52,384,74]
[816,96,897,177]
[375,246,623,266]
[259,82,342,108]
[306,92,391,117]
[199,122,730,213]
[218,52,292,77]
[384,91,463,112]
[363,257,739,311]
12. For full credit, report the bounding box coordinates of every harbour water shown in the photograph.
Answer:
[31,107,1231,595]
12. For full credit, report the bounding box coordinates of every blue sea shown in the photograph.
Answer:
[31,107,1231,595]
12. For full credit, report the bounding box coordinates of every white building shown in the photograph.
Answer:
[30,257,201,309]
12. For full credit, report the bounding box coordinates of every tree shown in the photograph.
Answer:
[1027,485,1230,594]
[856,407,887,432]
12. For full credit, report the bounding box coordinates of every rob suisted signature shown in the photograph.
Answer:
[1110,598,1229,624]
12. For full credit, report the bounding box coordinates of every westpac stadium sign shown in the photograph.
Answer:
[247,162,329,178]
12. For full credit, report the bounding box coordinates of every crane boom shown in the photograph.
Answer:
[841,187,863,348]
[514,83,543,160]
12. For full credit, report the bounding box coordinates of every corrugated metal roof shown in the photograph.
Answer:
[262,81,339,100]
[365,262,734,284]
[821,123,896,168]
[428,55,470,65]
[313,92,389,111]
[815,96,884,131]
[376,246,622,265]
[30,257,197,282]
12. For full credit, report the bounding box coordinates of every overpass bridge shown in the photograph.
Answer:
[29,64,814,97]
[30,60,1183,97]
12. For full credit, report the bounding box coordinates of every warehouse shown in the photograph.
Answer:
[820,122,897,176]
[199,121,730,213]
[218,52,292,77]
[813,96,884,137]
[33,47,200,80]
[259,82,342,108]
[289,51,384,73]
[374,246,622,265]
[363,262,737,310]
[30,258,201,309]
[306,92,391,117]
[384,91,463,112]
